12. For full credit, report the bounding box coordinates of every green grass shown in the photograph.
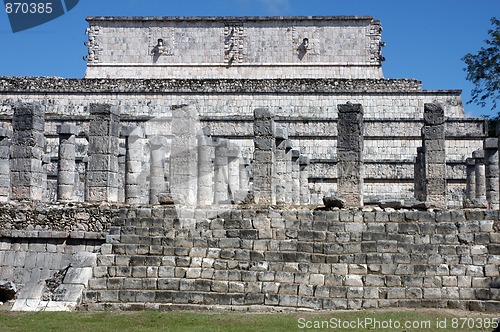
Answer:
[0,309,498,332]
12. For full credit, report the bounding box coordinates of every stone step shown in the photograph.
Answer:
[80,302,302,312]
[80,300,500,313]
[87,277,345,297]
[107,243,349,263]
[83,288,500,311]
[83,289,328,309]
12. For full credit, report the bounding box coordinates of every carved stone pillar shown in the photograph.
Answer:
[197,128,214,206]
[484,138,499,209]
[253,108,276,205]
[239,157,250,194]
[87,103,120,202]
[414,147,425,202]
[465,157,476,207]
[0,129,11,202]
[284,140,293,205]
[337,103,364,207]
[149,136,168,204]
[123,126,147,204]
[473,149,487,207]
[291,149,300,205]
[422,103,446,209]
[170,105,198,206]
[57,124,78,201]
[11,102,46,201]
[275,128,288,205]
[227,145,240,201]
[213,138,228,204]
[299,154,310,205]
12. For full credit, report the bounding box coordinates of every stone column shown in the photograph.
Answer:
[253,108,276,205]
[337,103,364,207]
[465,157,476,207]
[170,105,198,206]
[239,157,250,194]
[87,103,120,203]
[213,138,228,204]
[57,124,78,201]
[299,154,310,204]
[291,149,300,205]
[227,146,240,199]
[422,103,447,209]
[149,136,168,204]
[118,146,126,203]
[275,128,288,205]
[0,129,12,202]
[123,126,146,204]
[483,138,499,209]
[82,156,89,201]
[197,128,214,206]
[473,149,487,207]
[10,102,45,201]
[284,140,293,205]
[414,147,425,201]
[42,155,50,201]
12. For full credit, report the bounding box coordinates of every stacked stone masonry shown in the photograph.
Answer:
[415,104,447,209]
[79,206,500,312]
[0,204,498,312]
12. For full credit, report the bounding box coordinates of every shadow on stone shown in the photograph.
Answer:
[0,280,16,302]
[322,194,346,209]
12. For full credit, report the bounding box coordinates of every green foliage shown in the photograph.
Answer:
[463,17,500,111]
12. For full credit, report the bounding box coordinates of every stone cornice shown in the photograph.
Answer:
[0,77,430,93]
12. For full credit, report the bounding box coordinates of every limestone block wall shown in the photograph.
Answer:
[0,203,111,310]
[0,205,498,312]
[84,16,383,79]
[79,206,500,312]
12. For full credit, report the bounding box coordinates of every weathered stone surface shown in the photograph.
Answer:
[337,103,364,207]
[253,108,276,205]
[10,102,45,201]
[378,199,404,209]
[87,103,120,203]
[323,194,346,209]
[416,103,446,209]
[158,193,175,205]
[0,280,16,302]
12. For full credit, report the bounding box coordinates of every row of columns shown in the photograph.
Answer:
[0,103,319,207]
[465,138,499,209]
[251,108,310,206]
[6,102,500,210]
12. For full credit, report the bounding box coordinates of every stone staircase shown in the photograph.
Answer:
[81,207,500,312]
[82,207,348,311]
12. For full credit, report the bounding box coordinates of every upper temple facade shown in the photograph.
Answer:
[84,16,384,79]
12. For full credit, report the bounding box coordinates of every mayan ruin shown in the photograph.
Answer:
[0,16,498,313]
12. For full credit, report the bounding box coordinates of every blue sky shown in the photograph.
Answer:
[0,0,499,117]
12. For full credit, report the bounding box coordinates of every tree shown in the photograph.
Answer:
[462,17,500,111]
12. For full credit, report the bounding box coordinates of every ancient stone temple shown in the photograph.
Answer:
[0,16,498,312]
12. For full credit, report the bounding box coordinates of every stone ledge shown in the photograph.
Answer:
[0,229,106,239]
[0,78,422,93]
[86,15,376,22]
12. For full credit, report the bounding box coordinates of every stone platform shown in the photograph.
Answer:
[74,206,500,312]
